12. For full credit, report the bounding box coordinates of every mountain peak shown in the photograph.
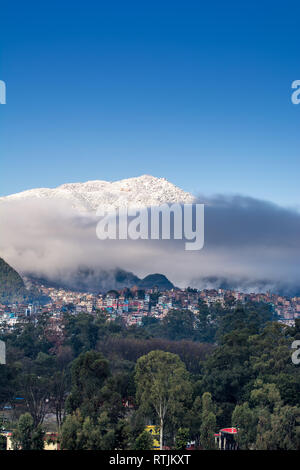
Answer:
[1,175,195,212]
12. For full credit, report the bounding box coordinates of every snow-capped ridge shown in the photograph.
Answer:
[0,175,195,212]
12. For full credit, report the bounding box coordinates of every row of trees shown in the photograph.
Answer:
[54,350,220,450]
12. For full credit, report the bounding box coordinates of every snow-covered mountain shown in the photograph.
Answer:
[0,175,195,212]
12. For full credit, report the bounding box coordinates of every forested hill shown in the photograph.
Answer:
[0,257,29,303]
[0,257,49,304]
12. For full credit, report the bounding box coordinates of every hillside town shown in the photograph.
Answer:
[0,283,299,331]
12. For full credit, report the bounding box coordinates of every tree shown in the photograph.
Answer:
[135,350,192,450]
[12,413,44,450]
[63,313,100,356]
[197,300,218,343]
[267,405,300,450]
[248,380,300,450]
[232,402,256,449]
[63,351,128,449]
[249,323,300,406]
[199,328,253,406]
[22,374,49,427]
[0,363,15,407]
[0,434,7,450]
[187,396,202,446]
[113,418,131,450]
[50,347,72,429]
[175,427,189,450]
[60,410,85,450]
[66,351,110,419]
[19,353,55,427]
[255,404,300,450]
[162,309,196,341]
[200,392,216,450]
[60,410,103,450]
[133,430,154,450]
[250,381,282,413]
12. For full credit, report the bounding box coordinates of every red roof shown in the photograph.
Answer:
[220,427,238,434]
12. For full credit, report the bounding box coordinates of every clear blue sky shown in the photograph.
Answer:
[1,1,299,207]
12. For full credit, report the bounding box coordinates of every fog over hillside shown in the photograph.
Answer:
[0,176,299,295]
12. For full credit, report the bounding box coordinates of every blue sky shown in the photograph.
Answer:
[1,1,299,207]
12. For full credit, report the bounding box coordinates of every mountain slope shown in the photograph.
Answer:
[0,257,29,303]
[0,175,195,212]
[0,257,51,305]
[138,273,174,290]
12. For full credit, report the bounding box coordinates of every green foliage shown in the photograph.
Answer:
[133,430,154,450]
[0,363,16,406]
[266,405,300,450]
[61,409,130,450]
[135,350,192,449]
[175,427,189,450]
[162,309,196,341]
[199,328,253,407]
[200,393,216,450]
[216,302,274,342]
[12,413,44,450]
[61,350,130,449]
[250,381,282,412]
[248,381,300,450]
[5,316,53,359]
[249,323,300,406]
[232,402,256,449]
[99,335,212,376]
[0,295,299,450]
[141,301,274,344]
[60,410,86,450]
[0,434,6,450]
[63,313,101,356]
[66,351,110,419]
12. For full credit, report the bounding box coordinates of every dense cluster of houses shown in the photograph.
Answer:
[0,284,299,330]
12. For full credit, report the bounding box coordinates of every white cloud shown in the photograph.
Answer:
[0,194,299,294]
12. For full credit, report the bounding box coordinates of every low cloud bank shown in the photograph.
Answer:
[0,194,299,295]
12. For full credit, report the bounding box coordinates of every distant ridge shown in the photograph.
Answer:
[25,267,175,294]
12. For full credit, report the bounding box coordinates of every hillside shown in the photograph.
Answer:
[138,273,174,290]
[0,257,30,304]
[0,257,49,304]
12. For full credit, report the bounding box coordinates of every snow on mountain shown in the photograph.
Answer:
[0,175,195,212]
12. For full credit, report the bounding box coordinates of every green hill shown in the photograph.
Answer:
[138,273,174,290]
[0,257,29,304]
[0,257,49,304]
